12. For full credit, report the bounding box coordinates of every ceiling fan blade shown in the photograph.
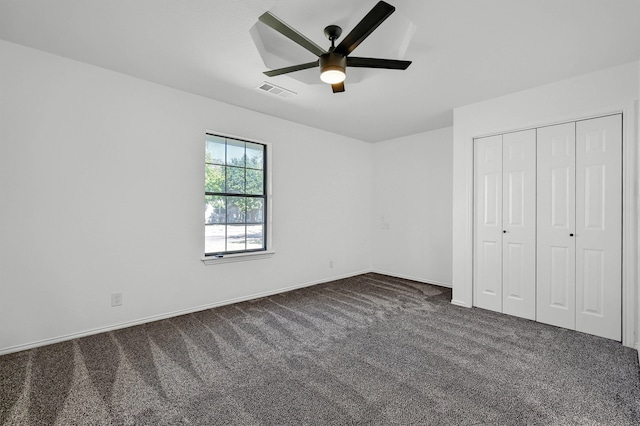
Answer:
[334,1,395,56]
[259,11,327,57]
[264,60,319,77]
[332,82,345,93]
[347,57,411,70]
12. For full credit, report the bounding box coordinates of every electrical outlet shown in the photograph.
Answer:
[111,292,123,307]
[329,260,334,268]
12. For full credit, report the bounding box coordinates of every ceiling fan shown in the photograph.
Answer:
[258,1,412,93]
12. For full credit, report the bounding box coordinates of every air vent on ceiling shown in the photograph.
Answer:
[256,82,296,98]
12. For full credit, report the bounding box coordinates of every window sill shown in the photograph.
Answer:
[201,251,275,265]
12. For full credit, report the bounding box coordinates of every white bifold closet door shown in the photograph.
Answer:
[474,134,503,313]
[536,123,576,330]
[474,129,536,320]
[537,114,621,340]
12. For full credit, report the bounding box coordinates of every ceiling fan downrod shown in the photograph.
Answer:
[324,25,342,51]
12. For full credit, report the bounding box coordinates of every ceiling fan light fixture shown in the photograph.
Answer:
[319,53,346,84]
[320,68,346,84]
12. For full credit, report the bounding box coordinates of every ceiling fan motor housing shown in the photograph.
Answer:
[320,52,346,77]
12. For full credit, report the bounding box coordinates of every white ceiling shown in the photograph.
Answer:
[1,0,638,142]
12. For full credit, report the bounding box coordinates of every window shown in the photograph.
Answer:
[205,133,267,256]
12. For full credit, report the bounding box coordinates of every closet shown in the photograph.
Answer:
[473,114,622,341]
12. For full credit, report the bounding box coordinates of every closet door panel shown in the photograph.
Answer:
[474,135,503,312]
[537,123,576,330]
[575,114,622,340]
[502,129,536,320]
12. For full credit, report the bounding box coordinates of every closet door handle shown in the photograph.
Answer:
[569,233,574,237]
[503,230,507,233]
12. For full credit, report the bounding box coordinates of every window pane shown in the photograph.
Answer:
[226,166,245,193]
[205,224,226,253]
[226,140,245,167]
[227,225,246,251]
[205,195,226,224]
[246,198,264,223]
[246,142,264,170]
[206,135,225,165]
[227,197,246,223]
[245,169,263,195]
[205,164,224,192]
[246,224,264,250]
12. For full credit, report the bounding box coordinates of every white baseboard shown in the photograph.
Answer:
[450,299,472,308]
[0,270,369,356]
[370,269,452,288]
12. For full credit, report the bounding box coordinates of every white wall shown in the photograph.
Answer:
[452,60,640,347]
[0,40,374,354]
[371,128,453,286]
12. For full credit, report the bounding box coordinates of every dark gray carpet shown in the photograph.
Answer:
[1,273,639,425]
